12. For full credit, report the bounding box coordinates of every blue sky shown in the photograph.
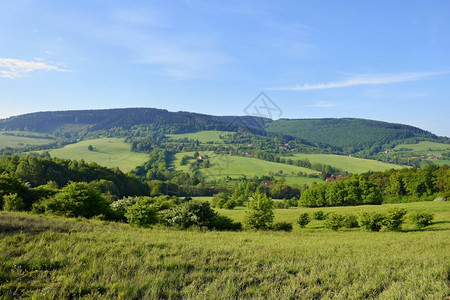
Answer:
[1,0,450,136]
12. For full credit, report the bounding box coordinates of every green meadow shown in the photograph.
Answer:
[0,131,54,149]
[167,131,234,143]
[173,151,320,180]
[45,138,149,172]
[291,153,403,174]
[394,141,450,154]
[1,200,449,299]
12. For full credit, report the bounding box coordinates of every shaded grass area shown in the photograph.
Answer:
[167,131,234,144]
[1,203,449,299]
[43,138,149,172]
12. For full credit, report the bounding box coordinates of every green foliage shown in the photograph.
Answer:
[212,214,242,231]
[359,212,385,231]
[324,213,345,230]
[211,192,236,209]
[244,193,274,230]
[343,214,359,228]
[410,211,434,228]
[125,198,158,227]
[0,173,31,209]
[312,210,326,220]
[2,193,25,211]
[34,182,111,218]
[164,201,217,229]
[383,207,407,231]
[270,221,293,232]
[297,213,311,228]
[300,177,382,207]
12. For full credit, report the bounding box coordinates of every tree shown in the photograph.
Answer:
[3,193,25,211]
[244,193,274,230]
[88,145,94,151]
[125,198,158,227]
[359,211,385,231]
[324,213,345,230]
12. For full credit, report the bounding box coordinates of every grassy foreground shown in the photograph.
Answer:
[1,202,449,299]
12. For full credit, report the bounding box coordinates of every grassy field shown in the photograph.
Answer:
[291,153,403,174]
[0,201,449,299]
[167,131,234,143]
[0,131,54,149]
[394,141,450,154]
[45,138,149,172]
[173,151,321,181]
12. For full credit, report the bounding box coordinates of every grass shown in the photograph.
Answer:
[291,153,403,174]
[167,131,235,144]
[0,131,54,149]
[44,138,149,172]
[173,151,320,181]
[0,200,449,299]
[394,141,450,154]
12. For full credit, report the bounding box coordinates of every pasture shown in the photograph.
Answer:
[173,151,320,180]
[44,138,149,172]
[0,131,54,149]
[0,200,449,299]
[291,153,403,174]
[166,131,234,143]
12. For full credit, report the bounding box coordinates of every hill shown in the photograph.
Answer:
[266,118,447,152]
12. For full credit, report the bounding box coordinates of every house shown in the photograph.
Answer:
[325,177,335,182]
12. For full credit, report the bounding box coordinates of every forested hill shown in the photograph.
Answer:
[1,108,448,153]
[0,108,270,135]
[266,118,448,152]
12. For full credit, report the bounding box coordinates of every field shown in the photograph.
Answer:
[291,153,403,174]
[167,131,234,143]
[0,131,54,149]
[1,201,449,299]
[44,138,149,172]
[173,151,321,181]
[394,141,450,167]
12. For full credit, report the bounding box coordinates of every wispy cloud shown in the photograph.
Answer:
[309,101,339,108]
[0,58,67,79]
[271,71,448,91]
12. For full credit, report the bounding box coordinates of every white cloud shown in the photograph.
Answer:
[0,58,67,79]
[310,101,339,108]
[271,71,448,91]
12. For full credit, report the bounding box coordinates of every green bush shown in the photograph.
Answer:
[410,211,434,228]
[359,212,385,231]
[312,210,326,220]
[33,182,111,218]
[3,193,26,211]
[297,213,311,228]
[244,193,274,230]
[383,207,407,231]
[212,192,236,209]
[324,213,345,230]
[164,201,217,229]
[271,221,293,232]
[213,214,242,231]
[343,214,359,228]
[125,198,158,227]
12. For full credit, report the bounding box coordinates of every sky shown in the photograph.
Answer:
[1,0,450,136]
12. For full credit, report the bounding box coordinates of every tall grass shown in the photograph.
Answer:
[1,201,449,299]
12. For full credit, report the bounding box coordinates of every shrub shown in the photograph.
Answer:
[125,198,158,227]
[324,213,345,230]
[297,213,311,228]
[312,210,326,220]
[383,207,407,231]
[3,193,26,211]
[270,221,293,232]
[213,214,242,231]
[359,212,385,231]
[343,214,359,228]
[410,211,434,228]
[212,192,236,209]
[33,182,111,218]
[244,193,274,230]
[164,201,217,229]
